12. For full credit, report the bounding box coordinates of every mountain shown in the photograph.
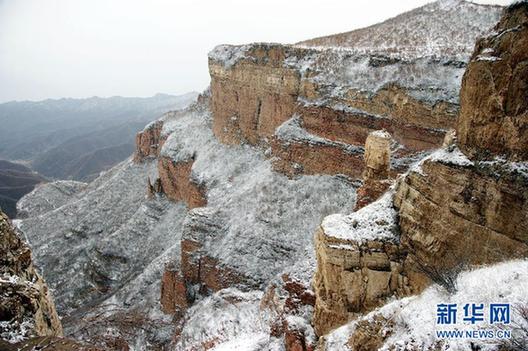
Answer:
[0,93,198,181]
[8,1,528,350]
[0,159,46,218]
[298,0,502,61]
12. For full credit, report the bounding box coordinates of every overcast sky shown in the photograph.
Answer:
[0,0,510,103]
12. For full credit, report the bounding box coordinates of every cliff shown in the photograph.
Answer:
[208,43,459,179]
[13,0,516,349]
[0,210,62,342]
[313,3,528,347]
[206,0,502,181]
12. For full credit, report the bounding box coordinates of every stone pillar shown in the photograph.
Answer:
[355,130,392,210]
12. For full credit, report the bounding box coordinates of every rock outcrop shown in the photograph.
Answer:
[208,43,464,180]
[133,120,164,162]
[209,45,301,145]
[157,157,207,208]
[457,2,528,161]
[0,210,62,342]
[312,194,410,336]
[354,130,393,210]
[312,2,528,338]
[207,2,502,180]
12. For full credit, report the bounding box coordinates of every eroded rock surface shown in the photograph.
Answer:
[312,2,528,339]
[457,3,528,161]
[0,211,62,343]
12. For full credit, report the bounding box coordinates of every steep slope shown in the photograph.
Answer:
[298,0,501,61]
[0,210,62,342]
[321,260,528,351]
[12,1,519,350]
[312,3,528,347]
[17,96,357,349]
[0,93,197,181]
[0,160,46,218]
[207,1,502,183]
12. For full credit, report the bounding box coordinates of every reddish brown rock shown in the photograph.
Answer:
[157,157,207,208]
[312,4,528,338]
[180,238,249,295]
[298,99,449,153]
[354,179,392,211]
[457,3,528,161]
[271,137,364,179]
[259,275,316,351]
[209,44,452,179]
[284,324,315,351]
[168,208,252,314]
[344,85,457,132]
[160,266,188,315]
[209,44,301,145]
[133,120,164,162]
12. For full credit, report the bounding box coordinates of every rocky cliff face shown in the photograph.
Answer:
[457,2,528,161]
[0,210,62,342]
[207,0,501,182]
[208,43,461,180]
[312,3,528,345]
[12,1,515,349]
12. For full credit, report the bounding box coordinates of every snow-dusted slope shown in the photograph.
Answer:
[323,260,528,351]
[298,0,502,61]
[16,99,357,347]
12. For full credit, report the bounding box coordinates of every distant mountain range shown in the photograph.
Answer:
[0,93,197,183]
[0,159,46,218]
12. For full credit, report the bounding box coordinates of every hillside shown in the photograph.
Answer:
[298,0,502,61]
[0,93,197,181]
[8,1,528,350]
[0,159,46,218]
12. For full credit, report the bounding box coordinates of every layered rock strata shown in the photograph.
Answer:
[313,2,528,337]
[208,42,465,179]
[457,2,528,161]
[354,130,393,210]
[157,157,207,209]
[133,120,164,162]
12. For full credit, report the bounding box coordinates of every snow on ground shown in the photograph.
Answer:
[410,145,474,176]
[323,259,528,351]
[160,106,357,285]
[275,115,364,155]
[321,191,399,244]
[17,180,87,218]
[16,101,357,347]
[297,0,501,62]
[174,289,269,350]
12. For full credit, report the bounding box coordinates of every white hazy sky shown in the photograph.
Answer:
[0,0,510,103]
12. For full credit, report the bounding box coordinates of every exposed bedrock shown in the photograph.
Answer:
[312,194,409,336]
[270,137,364,179]
[160,208,253,319]
[209,46,301,145]
[133,120,164,162]
[457,3,528,161]
[157,157,207,209]
[0,211,63,342]
[395,156,528,275]
[354,130,393,210]
[208,43,460,179]
[312,3,528,338]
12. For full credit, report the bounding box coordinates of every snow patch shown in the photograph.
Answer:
[321,192,399,244]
